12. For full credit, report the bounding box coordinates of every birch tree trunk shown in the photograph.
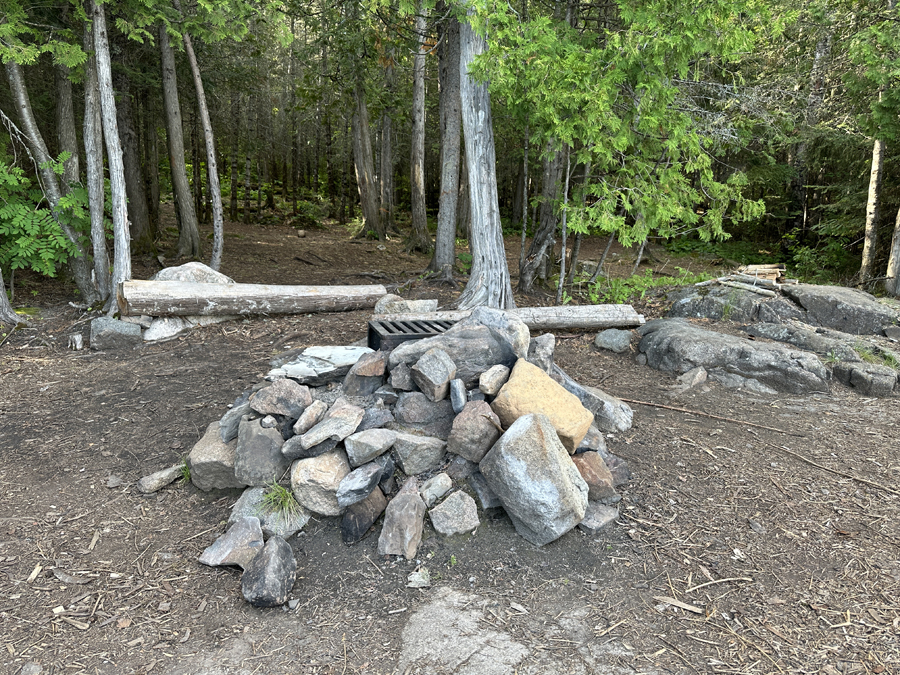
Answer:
[428,12,461,278]
[4,60,98,304]
[885,208,900,296]
[456,14,515,310]
[173,0,224,270]
[408,2,431,253]
[92,0,131,305]
[555,147,571,305]
[860,137,884,284]
[83,22,110,302]
[159,23,200,258]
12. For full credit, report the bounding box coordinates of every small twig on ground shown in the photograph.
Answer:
[686,577,753,594]
[618,398,805,437]
[764,442,900,497]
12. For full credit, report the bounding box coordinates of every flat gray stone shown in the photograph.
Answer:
[392,392,455,439]
[782,284,899,335]
[267,346,374,385]
[668,285,762,323]
[198,517,264,570]
[374,385,399,406]
[445,455,478,481]
[411,348,457,402]
[336,463,383,508]
[637,318,830,395]
[392,433,447,476]
[298,403,364,451]
[90,317,142,350]
[420,473,452,507]
[219,392,252,442]
[454,306,531,360]
[377,477,426,559]
[577,425,608,454]
[389,361,417,391]
[357,405,395,432]
[833,362,897,397]
[345,428,397,467]
[429,491,480,537]
[745,323,861,362]
[479,413,588,546]
[234,417,289,487]
[137,464,182,494]
[595,329,632,353]
[189,421,246,491]
[374,294,439,314]
[240,536,296,607]
[250,379,312,418]
[578,502,619,535]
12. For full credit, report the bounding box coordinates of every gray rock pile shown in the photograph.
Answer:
[189,307,633,606]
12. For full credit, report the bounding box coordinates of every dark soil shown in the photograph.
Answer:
[1,216,898,675]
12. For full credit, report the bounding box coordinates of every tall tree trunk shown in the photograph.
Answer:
[379,50,396,236]
[428,12,461,277]
[243,153,252,223]
[350,78,381,237]
[113,68,153,252]
[230,97,239,220]
[566,158,591,285]
[173,0,225,271]
[518,127,529,272]
[83,22,110,302]
[456,14,515,310]
[885,207,900,296]
[55,65,80,189]
[4,60,98,304]
[860,117,885,284]
[518,146,564,293]
[143,96,161,236]
[456,142,470,239]
[159,23,200,258]
[91,0,130,307]
[408,1,431,253]
[555,147,571,305]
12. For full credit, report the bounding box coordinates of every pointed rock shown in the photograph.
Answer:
[344,428,397,467]
[571,451,618,502]
[292,400,328,435]
[343,351,386,397]
[234,417,290,487]
[240,536,297,607]
[198,517,264,570]
[137,464,182,494]
[526,333,556,373]
[410,348,457,402]
[378,478,426,559]
[336,463,383,508]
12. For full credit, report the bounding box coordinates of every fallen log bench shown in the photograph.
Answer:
[117,280,388,317]
[373,304,645,332]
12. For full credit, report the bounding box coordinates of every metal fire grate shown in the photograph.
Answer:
[368,319,456,352]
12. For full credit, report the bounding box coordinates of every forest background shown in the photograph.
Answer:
[1,0,899,320]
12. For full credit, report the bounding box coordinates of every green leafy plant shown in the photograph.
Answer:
[449,555,458,567]
[456,252,473,274]
[587,268,713,305]
[179,458,191,484]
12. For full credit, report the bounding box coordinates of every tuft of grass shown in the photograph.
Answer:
[261,481,302,522]
[179,458,191,484]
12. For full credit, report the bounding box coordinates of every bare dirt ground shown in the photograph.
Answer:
[1,214,898,675]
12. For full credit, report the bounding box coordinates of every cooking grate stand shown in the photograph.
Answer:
[368,319,456,352]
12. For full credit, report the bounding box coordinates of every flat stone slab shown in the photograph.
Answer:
[745,322,862,362]
[638,318,830,395]
[429,490,480,536]
[782,284,899,335]
[198,517,264,570]
[267,346,374,385]
[90,317,142,350]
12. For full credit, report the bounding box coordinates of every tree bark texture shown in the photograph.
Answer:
[83,22,110,302]
[351,77,382,237]
[456,15,515,309]
[518,146,564,293]
[408,2,431,253]
[230,97,240,220]
[885,207,900,296]
[429,13,461,277]
[4,60,98,304]
[113,68,153,251]
[555,147,571,305]
[143,96,161,235]
[373,304,645,331]
[860,137,884,284]
[92,0,131,304]
[173,0,225,271]
[159,23,200,258]
[379,50,396,236]
[54,64,80,189]
[0,267,22,326]
[119,281,387,317]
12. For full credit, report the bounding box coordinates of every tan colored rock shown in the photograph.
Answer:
[290,450,351,516]
[490,359,593,453]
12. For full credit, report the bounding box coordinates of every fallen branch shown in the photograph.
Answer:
[374,304,645,331]
[617,398,805,437]
[765,442,900,497]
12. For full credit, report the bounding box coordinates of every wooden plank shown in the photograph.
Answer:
[373,304,645,331]
[118,280,388,317]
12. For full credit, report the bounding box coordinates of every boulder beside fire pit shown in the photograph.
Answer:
[190,307,633,606]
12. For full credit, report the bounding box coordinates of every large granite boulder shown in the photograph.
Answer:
[451,306,530,360]
[490,359,593,453]
[152,261,234,284]
[744,322,861,362]
[479,414,589,546]
[637,318,830,395]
